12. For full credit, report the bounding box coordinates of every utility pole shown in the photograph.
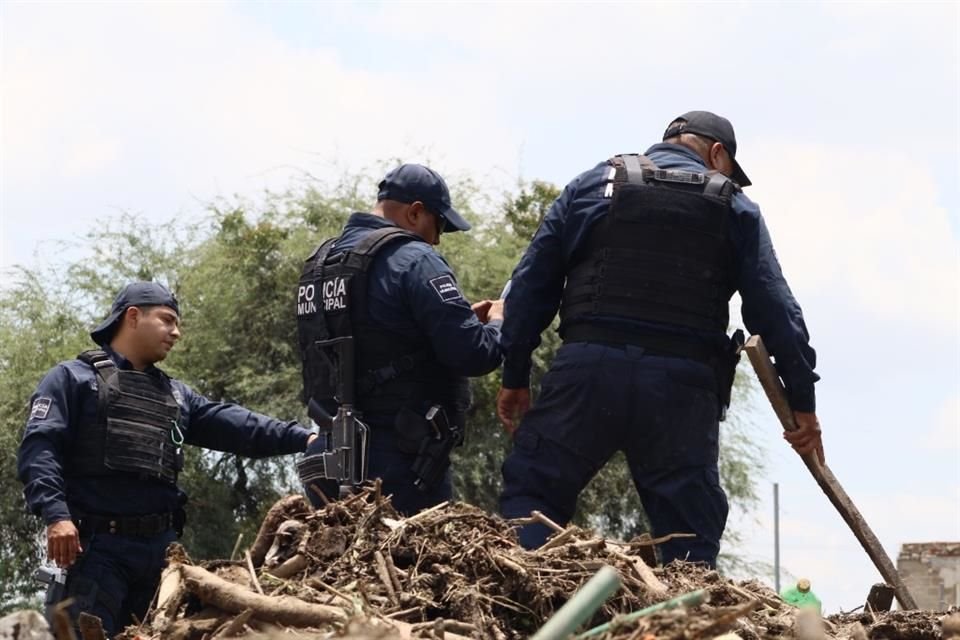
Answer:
[774,482,781,593]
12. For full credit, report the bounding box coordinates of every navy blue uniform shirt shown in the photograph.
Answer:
[331,213,503,379]
[18,346,312,524]
[501,143,819,411]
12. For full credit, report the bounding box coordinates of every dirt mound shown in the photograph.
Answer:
[123,489,950,639]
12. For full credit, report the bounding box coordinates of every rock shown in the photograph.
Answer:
[942,612,960,639]
[0,610,54,640]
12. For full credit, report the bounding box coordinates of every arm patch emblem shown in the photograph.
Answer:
[30,397,52,420]
[429,275,463,303]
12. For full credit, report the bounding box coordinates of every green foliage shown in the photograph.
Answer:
[0,167,766,608]
[0,270,92,612]
[503,180,561,240]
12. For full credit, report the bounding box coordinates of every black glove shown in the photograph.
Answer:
[299,434,337,508]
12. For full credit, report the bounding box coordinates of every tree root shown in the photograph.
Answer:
[248,494,311,567]
[180,564,348,627]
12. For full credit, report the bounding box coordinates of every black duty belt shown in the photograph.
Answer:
[74,512,174,537]
[562,324,716,365]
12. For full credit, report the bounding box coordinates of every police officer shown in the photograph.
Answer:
[497,111,822,567]
[17,282,317,636]
[296,164,503,515]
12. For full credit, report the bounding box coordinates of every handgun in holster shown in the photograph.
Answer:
[296,336,370,490]
[716,329,746,421]
[411,405,463,491]
[34,566,68,625]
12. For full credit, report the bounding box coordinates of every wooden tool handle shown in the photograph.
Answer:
[743,335,918,610]
[743,336,822,473]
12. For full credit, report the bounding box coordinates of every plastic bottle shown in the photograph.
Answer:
[780,578,823,615]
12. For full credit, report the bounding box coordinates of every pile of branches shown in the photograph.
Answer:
[120,487,950,640]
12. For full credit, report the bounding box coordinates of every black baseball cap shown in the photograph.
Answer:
[662,110,752,187]
[90,281,180,345]
[377,164,471,232]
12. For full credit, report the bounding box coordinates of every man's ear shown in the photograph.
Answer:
[408,201,426,220]
[708,142,725,171]
[124,306,141,329]
[406,201,431,227]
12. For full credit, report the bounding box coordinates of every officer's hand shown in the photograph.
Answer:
[304,433,326,456]
[472,300,493,323]
[784,411,824,465]
[46,519,82,568]
[497,387,530,436]
[487,299,505,323]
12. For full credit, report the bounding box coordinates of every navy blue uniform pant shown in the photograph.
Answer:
[64,528,177,637]
[306,421,452,516]
[500,342,729,566]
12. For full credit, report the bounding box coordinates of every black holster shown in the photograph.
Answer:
[395,405,462,491]
[715,329,745,421]
[34,567,67,625]
[173,507,186,538]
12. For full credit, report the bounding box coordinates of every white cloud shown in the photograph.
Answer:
[1,2,519,200]
[4,3,956,267]
[747,141,959,337]
[1,2,526,272]
[61,127,123,178]
[822,2,958,57]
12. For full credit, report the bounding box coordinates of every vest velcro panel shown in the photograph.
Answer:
[560,155,736,334]
[69,350,183,484]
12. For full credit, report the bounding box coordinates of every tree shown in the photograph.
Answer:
[0,270,92,610]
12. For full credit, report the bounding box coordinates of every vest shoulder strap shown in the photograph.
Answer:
[337,226,420,323]
[306,238,338,342]
[307,238,337,278]
[340,226,420,269]
[609,154,658,188]
[609,153,738,200]
[703,171,738,199]
[77,349,116,428]
[77,349,117,381]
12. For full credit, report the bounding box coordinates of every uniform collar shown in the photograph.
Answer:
[102,344,163,376]
[643,142,709,170]
[345,212,401,231]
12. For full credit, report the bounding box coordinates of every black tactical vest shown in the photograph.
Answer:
[68,350,184,484]
[560,154,738,343]
[296,226,469,420]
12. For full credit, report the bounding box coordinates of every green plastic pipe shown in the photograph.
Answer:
[575,589,708,639]
[530,565,622,640]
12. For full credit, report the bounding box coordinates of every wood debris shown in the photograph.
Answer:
[107,489,950,640]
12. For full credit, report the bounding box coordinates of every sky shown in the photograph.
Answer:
[2,0,958,615]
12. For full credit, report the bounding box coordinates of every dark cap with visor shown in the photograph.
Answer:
[663,110,752,187]
[377,164,471,232]
[90,281,179,346]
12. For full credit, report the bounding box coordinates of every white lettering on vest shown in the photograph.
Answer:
[322,276,348,312]
[297,283,318,316]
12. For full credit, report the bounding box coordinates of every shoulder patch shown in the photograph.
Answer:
[428,275,463,303]
[30,397,52,420]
